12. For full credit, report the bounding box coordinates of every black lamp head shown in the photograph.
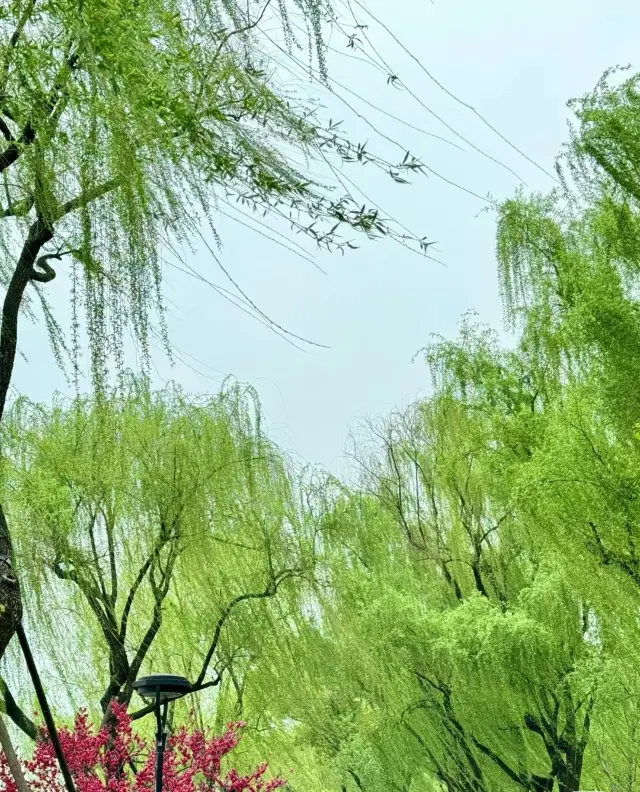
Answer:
[133,674,192,704]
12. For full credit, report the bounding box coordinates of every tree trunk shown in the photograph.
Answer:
[0,219,54,664]
[0,712,30,792]
[0,505,22,663]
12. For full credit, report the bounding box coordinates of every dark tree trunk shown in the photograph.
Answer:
[0,505,22,661]
[0,218,54,662]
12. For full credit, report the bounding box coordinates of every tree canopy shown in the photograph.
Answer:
[0,0,432,393]
[0,0,435,750]
[5,34,640,792]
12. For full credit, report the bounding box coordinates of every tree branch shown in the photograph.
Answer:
[0,51,79,175]
[0,675,38,741]
[588,520,640,586]
[87,509,109,603]
[0,0,37,98]
[101,504,118,606]
[0,712,30,792]
[16,625,77,792]
[0,194,34,219]
[0,176,118,421]
[118,556,153,644]
[120,537,181,704]
[0,505,22,664]
[195,570,296,688]
[30,251,60,282]
[53,179,118,222]
[0,218,53,420]
[212,0,274,59]
[0,119,13,143]
[471,736,531,789]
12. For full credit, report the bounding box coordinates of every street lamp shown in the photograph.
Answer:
[133,674,192,792]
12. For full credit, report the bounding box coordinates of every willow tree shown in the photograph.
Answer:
[0,0,433,671]
[489,65,640,631]
[228,349,598,792]
[204,64,640,792]
[346,348,597,792]
[0,375,316,744]
[335,64,640,792]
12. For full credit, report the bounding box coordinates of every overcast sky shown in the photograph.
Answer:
[11,0,640,474]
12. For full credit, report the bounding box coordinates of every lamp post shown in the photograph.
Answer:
[133,674,192,792]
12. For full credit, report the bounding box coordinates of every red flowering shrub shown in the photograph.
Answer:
[0,703,287,792]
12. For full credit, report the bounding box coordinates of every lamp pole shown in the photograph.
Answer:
[133,674,192,792]
[154,686,168,792]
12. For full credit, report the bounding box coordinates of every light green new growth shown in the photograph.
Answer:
[0,0,429,393]
[5,39,640,792]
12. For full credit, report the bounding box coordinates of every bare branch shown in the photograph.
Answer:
[212,0,274,59]
[195,569,296,688]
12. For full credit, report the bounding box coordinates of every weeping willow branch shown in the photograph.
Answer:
[0,0,37,100]
[127,569,299,723]
[0,52,79,175]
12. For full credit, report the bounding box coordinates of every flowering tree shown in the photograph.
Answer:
[0,704,286,792]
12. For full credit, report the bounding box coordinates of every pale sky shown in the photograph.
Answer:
[11,0,640,473]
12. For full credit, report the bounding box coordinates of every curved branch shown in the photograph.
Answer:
[0,218,53,420]
[30,252,60,282]
[195,570,296,689]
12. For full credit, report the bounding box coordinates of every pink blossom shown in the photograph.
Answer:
[0,706,287,792]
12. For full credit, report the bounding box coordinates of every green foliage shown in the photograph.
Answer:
[245,62,640,792]
[0,374,315,726]
[8,52,640,792]
[0,0,429,392]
